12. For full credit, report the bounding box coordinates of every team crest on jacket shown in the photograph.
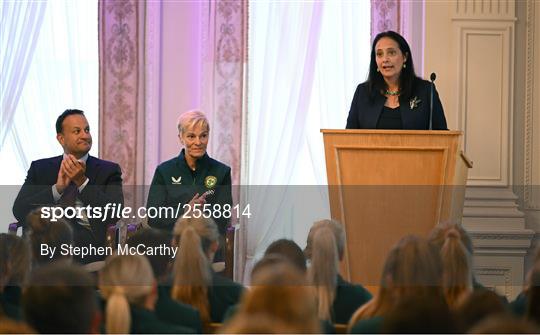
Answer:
[204,176,217,189]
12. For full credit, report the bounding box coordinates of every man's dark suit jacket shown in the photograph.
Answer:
[346,78,448,130]
[12,155,123,247]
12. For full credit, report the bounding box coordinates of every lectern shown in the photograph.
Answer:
[321,130,471,287]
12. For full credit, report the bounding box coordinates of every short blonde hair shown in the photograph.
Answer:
[177,110,210,135]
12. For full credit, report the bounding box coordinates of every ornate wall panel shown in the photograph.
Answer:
[456,24,513,186]
[201,0,247,187]
[371,0,400,37]
[99,0,140,210]
[99,1,161,210]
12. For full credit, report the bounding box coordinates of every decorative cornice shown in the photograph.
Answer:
[470,233,534,241]
[473,267,511,299]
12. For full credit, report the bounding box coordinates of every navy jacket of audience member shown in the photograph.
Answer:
[12,155,123,247]
[160,271,244,323]
[332,275,372,324]
[129,306,194,334]
[0,286,22,320]
[345,78,448,130]
[156,285,203,333]
[208,271,245,322]
[146,149,232,234]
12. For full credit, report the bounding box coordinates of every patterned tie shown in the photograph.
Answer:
[59,182,91,229]
[59,182,78,206]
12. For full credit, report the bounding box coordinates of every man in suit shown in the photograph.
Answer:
[12,109,123,263]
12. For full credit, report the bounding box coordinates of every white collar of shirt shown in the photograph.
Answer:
[63,153,89,163]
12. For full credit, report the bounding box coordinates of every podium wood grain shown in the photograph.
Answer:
[321,130,471,288]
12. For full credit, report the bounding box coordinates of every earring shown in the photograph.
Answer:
[403,63,407,68]
[377,68,380,72]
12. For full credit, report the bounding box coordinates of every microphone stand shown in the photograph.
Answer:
[429,72,436,130]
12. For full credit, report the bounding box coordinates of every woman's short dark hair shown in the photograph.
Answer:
[367,30,418,101]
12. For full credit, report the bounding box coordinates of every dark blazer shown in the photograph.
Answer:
[208,271,245,322]
[161,270,244,323]
[208,271,244,322]
[155,285,203,333]
[332,275,372,324]
[0,286,22,320]
[350,316,384,334]
[12,155,123,247]
[346,78,448,130]
[146,149,232,234]
[130,305,194,334]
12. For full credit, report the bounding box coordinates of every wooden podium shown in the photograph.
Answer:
[321,130,472,287]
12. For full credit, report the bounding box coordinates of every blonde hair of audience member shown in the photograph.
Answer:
[469,314,540,334]
[0,234,31,288]
[429,223,473,307]
[26,207,73,265]
[304,219,345,320]
[0,317,36,334]
[99,254,156,334]
[171,216,219,323]
[177,110,210,135]
[221,313,297,334]
[348,235,443,330]
[231,261,320,333]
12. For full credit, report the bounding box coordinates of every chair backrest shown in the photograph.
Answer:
[334,323,348,334]
[8,222,21,235]
[207,322,223,333]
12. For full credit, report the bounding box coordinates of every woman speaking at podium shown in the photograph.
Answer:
[346,31,447,130]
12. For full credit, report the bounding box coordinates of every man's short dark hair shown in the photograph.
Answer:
[23,262,97,333]
[56,109,85,134]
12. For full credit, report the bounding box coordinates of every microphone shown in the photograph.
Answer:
[429,72,436,130]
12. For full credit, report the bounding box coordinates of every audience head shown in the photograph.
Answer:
[368,30,417,100]
[429,221,474,254]
[382,235,443,293]
[429,223,473,307]
[526,264,540,326]
[26,207,73,265]
[455,289,510,332]
[349,235,443,326]
[264,238,306,273]
[251,254,296,281]
[55,109,92,158]
[382,294,458,334]
[0,234,31,288]
[99,254,156,334]
[171,216,219,322]
[304,219,344,320]
[23,262,99,333]
[221,313,297,334]
[234,261,320,333]
[304,219,345,261]
[128,228,173,281]
[469,314,539,334]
